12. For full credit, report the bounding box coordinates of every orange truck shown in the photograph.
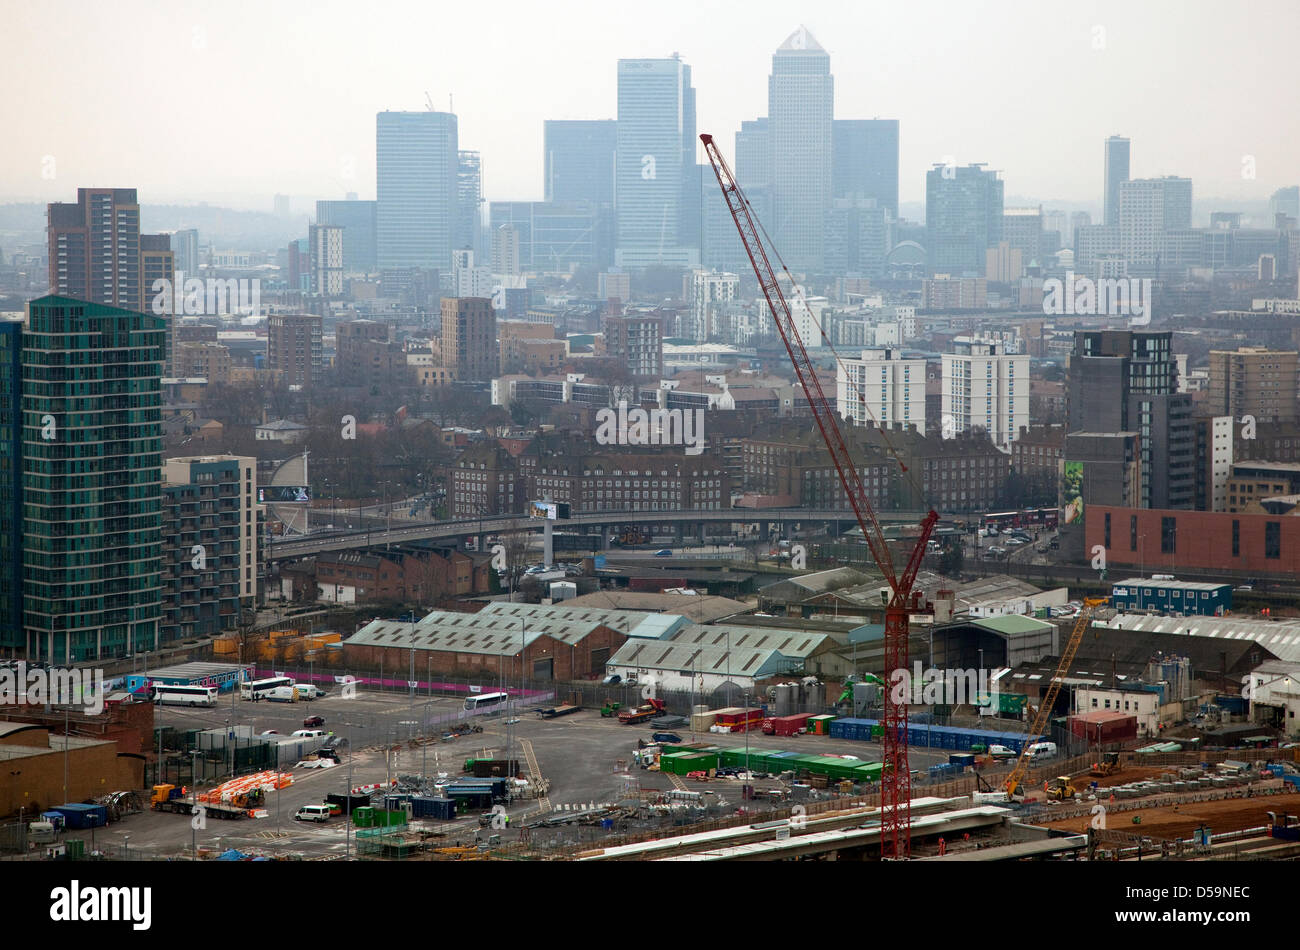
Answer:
[618,698,666,725]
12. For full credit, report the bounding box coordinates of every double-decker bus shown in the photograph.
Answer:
[153,684,219,707]
[980,511,1020,534]
[241,676,295,700]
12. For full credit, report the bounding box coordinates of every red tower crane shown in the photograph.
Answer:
[701,133,938,858]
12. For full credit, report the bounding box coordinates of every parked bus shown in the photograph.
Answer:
[153,684,218,707]
[980,511,1020,534]
[464,691,510,713]
[1023,507,1060,529]
[241,676,295,700]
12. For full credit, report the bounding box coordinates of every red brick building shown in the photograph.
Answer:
[343,612,627,680]
[315,550,488,604]
[1086,505,1300,575]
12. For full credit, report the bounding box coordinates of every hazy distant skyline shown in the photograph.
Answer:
[4,0,1298,215]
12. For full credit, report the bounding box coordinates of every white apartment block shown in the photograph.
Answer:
[837,347,926,434]
[1207,414,1234,512]
[309,225,344,296]
[941,337,1028,449]
[450,248,494,298]
[1119,177,1192,268]
[687,269,739,341]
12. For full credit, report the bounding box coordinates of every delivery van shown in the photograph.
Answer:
[294,804,330,823]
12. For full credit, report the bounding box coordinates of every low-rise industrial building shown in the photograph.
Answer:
[0,723,145,818]
[1109,578,1231,616]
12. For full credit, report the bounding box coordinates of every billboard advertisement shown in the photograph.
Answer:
[1062,461,1084,525]
[529,501,570,520]
[259,485,312,503]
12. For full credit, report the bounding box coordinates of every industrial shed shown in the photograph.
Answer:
[605,640,804,694]
[344,606,629,681]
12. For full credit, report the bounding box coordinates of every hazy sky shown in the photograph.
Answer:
[3,0,1297,215]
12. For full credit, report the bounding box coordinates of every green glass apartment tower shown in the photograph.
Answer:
[925,164,1004,277]
[0,319,20,655]
[23,296,164,662]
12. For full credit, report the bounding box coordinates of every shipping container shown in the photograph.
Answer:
[49,803,108,830]
[762,713,813,737]
[1068,712,1138,743]
[806,714,836,736]
[410,796,457,821]
[691,712,717,732]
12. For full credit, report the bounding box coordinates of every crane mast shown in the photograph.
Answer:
[700,133,937,857]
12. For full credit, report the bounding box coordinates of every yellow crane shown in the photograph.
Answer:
[1005,597,1108,800]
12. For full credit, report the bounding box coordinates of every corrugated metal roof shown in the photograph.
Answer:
[1099,613,1300,664]
[607,641,798,678]
[973,615,1054,636]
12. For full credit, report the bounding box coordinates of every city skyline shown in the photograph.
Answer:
[3,0,1298,213]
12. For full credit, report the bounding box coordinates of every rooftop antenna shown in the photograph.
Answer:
[424,91,434,111]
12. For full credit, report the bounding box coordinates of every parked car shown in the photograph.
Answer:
[602,674,622,685]
[1005,537,1026,546]
[293,729,326,739]
[303,715,325,728]
[654,549,673,557]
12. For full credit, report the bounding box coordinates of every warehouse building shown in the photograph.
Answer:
[1096,613,1298,664]
[1109,578,1231,616]
[344,606,630,680]
[0,723,145,818]
[604,640,802,694]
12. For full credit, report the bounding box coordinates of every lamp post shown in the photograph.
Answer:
[190,751,200,860]
[344,722,355,860]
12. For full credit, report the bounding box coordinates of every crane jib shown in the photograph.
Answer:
[702,131,941,858]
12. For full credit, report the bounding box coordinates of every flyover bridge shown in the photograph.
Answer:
[266,508,947,562]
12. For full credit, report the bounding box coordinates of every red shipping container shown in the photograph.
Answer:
[1068,711,1138,743]
[716,707,764,732]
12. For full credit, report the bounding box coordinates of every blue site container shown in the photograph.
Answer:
[50,803,107,830]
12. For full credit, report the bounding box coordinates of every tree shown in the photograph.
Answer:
[938,539,965,578]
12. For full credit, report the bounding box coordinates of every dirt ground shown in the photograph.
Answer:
[1040,794,1296,840]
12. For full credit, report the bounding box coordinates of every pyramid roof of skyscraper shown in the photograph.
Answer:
[778,25,824,52]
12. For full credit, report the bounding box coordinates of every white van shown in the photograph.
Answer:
[294,684,325,700]
[294,804,330,823]
[265,686,297,703]
[1027,741,1058,759]
[293,729,326,739]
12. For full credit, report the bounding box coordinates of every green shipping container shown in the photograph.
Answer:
[853,762,884,782]
[807,715,836,736]
[682,753,718,771]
